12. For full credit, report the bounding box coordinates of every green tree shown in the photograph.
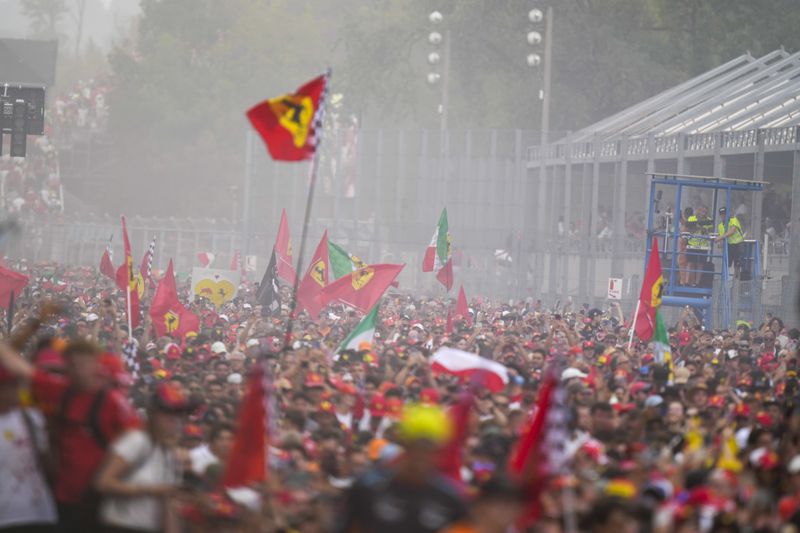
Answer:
[20,0,67,40]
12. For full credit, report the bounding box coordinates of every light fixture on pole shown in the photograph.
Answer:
[426,11,449,131]
[525,4,553,145]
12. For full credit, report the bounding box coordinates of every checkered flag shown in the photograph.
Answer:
[145,236,156,279]
[308,68,332,151]
[139,236,157,289]
[122,338,140,380]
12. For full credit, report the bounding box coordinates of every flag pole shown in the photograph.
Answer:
[126,285,133,341]
[282,68,332,349]
[627,300,640,352]
[7,291,14,335]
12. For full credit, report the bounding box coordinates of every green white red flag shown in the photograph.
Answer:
[337,302,379,352]
[328,240,366,279]
[422,207,453,290]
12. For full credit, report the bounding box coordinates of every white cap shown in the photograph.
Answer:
[246,338,260,348]
[211,341,227,354]
[219,314,229,322]
[86,313,99,322]
[789,455,800,474]
[561,367,588,381]
[243,303,252,310]
[227,373,243,384]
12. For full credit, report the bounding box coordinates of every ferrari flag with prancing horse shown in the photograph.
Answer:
[634,237,664,341]
[246,73,328,161]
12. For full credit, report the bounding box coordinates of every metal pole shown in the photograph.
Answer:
[440,29,451,133]
[540,6,553,145]
[282,69,332,348]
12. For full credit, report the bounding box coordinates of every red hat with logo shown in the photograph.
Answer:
[304,373,325,389]
[419,387,440,404]
[369,394,387,418]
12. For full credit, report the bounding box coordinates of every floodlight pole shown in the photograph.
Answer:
[540,6,553,145]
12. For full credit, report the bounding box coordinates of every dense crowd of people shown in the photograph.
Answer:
[0,79,110,219]
[0,259,800,532]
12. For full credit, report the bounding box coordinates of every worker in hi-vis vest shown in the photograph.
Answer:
[714,206,745,277]
[685,206,712,286]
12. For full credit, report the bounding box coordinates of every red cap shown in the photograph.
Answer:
[99,353,132,387]
[165,343,181,361]
[630,382,650,395]
[385,397,403,419]
[368,394,387,417]
[153,382,192,413]
[304,373,325,389]
[419,387,439,404]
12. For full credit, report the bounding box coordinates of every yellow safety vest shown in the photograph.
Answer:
[686,216,708,250]
[718,216,744,245]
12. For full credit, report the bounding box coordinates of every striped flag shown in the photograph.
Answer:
[139,236,157,289]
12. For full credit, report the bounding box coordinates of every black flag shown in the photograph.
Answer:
[257,249,280,315]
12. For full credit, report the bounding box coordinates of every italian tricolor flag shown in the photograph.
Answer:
[338,303,379,352]
[328,241,364,280]
[422,207,453,290]
[653,309,671,366]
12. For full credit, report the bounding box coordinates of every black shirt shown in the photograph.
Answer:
[336,465,467,533]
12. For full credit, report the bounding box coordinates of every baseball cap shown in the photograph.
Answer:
[788,455,800,474]
[211,341,227,355]
[246,338,260,348]
[561,368,588,381]
[396,403,452,445]
[644,395,664,408]
[151,383,193,413]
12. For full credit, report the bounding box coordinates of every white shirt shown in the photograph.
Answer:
[0,408,57,527]
[100,430,180,532]
[189,443,219,475]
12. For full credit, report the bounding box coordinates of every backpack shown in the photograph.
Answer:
[56,387,110,450]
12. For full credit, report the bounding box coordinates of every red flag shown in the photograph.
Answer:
[296,231,330,318]
[223,367,268,488]
[149,260,200,341]
[437,391,474,483]
[436,259,454,291]
[115,216,140,329]
[508,372,559,525]
[634,237,664,341]
[247,72,328,162]
[0,265,28,308]
[99,249,115,280]
[319,264,404,314]
[275,209,296,285]
[455,284,471,327]
[197,252,215,268]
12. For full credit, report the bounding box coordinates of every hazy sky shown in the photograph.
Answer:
[0,0,140,50]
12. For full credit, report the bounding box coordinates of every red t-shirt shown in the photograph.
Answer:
[32,370,140,503]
